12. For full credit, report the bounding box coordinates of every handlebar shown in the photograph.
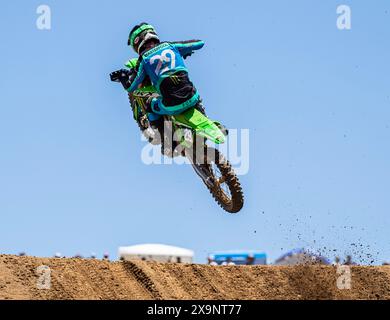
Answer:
[110,69,134,83]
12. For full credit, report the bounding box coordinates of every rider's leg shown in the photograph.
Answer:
[150,92,200,116]
[150,95,199,157]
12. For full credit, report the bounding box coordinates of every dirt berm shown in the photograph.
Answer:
[0,255,389,300]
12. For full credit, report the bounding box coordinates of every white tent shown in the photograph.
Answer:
[118,244,194,263]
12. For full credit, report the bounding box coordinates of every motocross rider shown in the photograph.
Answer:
[111,23,205,135]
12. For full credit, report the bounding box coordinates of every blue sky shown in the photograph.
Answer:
[0,0,389,264]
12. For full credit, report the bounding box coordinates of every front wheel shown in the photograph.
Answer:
[190,146,244,213]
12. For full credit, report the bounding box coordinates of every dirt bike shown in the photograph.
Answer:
[110,60,244,213]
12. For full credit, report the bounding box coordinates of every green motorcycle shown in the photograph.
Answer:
[110,60,244,213]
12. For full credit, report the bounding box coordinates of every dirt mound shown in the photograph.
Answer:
[1,255,389,300]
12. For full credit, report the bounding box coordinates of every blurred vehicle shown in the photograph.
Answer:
[118,244,194,263]
[208,251,267,265]
[274,248,331,266]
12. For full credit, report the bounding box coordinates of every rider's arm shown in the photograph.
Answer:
[171,40,205,58]
[127,60,146,93]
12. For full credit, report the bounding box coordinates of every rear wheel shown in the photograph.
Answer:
[192,146,244,213]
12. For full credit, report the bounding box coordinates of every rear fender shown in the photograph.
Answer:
[173,108,226,144]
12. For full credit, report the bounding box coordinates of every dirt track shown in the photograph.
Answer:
[0,255,390,300]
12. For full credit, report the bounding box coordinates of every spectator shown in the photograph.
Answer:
[344,255,355,266]
[18,252,26,257]
[332,256,341,266]
[246,254,255,265]
[54,252,62,258]
[207,257,218,266]
[103,252,110,261]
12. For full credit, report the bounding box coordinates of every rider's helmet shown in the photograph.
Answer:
[128,23,160,54]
